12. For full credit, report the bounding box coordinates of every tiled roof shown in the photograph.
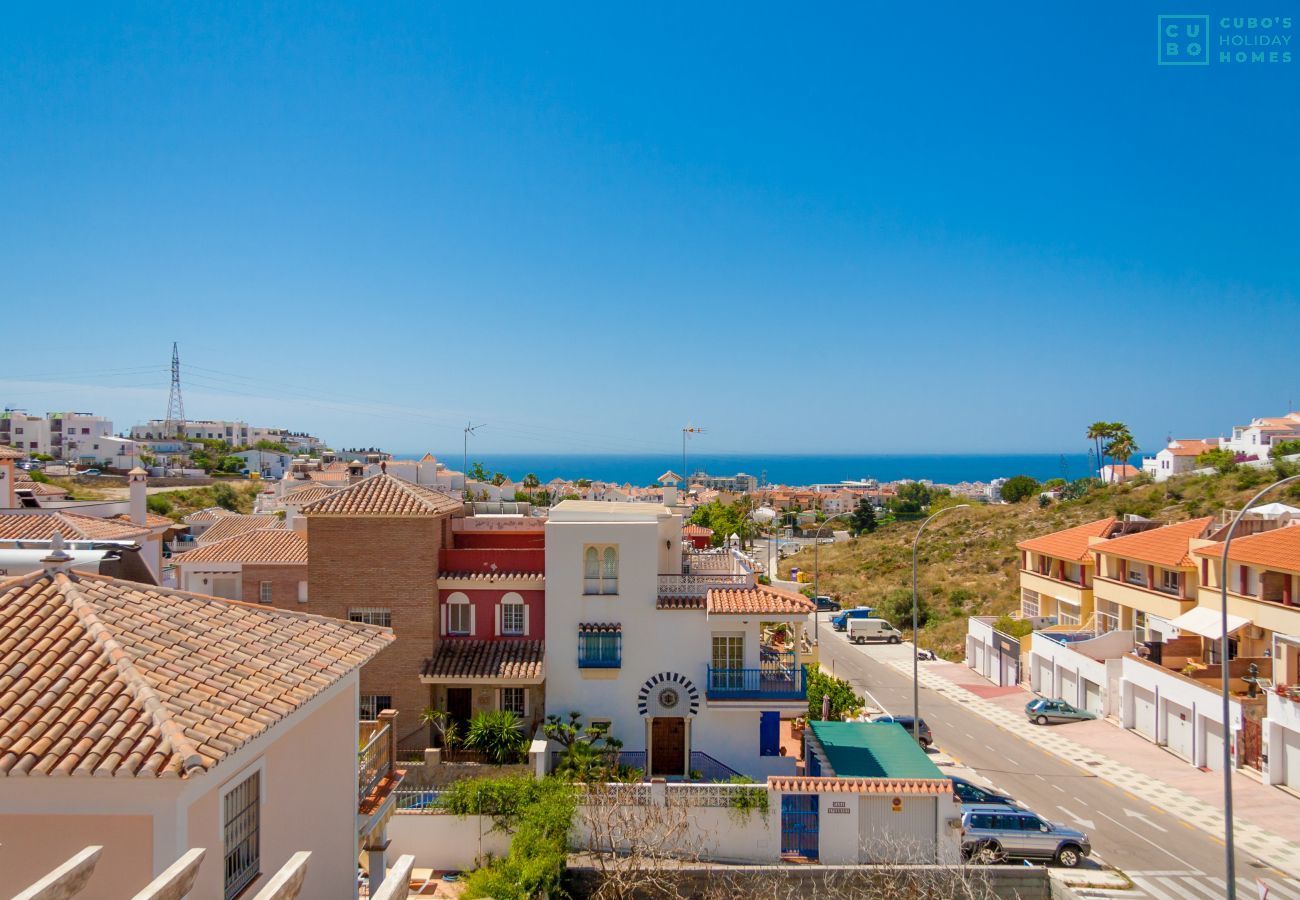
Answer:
[1092,517,1214,567]
[112,512,177,529]
[420,640,544,682]
[767,776,952,796]
[194,515,282,545]
[0,445,24,459]
[182,507,234,525]
[578,622,621,633]
[1166,440,1218,458]
[13,481,68,497]
[0,513,148,542]
[175,529,307,564]
[706,583,815,616]
[1017,517,1117,562]
[656,596,706,610]
[1192,525,1300,572]
[0,569,392,778]
[682,524,714,536]
[438,571,544,583]
[278,484,339,506]
[301,474,463,517]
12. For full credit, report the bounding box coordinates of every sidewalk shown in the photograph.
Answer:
[897,655,1300,879]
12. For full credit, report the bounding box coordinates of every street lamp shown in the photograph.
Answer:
[813,511,855,642]
[1217,473,1300,899]
[912,504,969,740]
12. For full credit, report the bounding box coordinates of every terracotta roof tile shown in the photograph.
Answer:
[0,569,391,778]
[111,512,176,529]
[277,484,340,506]
[682,524,714,536]
[1192,524,1300,572]
[706,584,815,616]
[1017,517,1118,562]
[13,481,69,497]
[1092,517,1214,567]
[194,515,283,545]
[0,513,148,542]
[767,776,952,795]
[0,445,25,460]
[657,596,706,610]
[182,507,234,525]
[302,474,463,517]
[420,640,544,682]
[438,571,544,583]
[175,529,307,564]
[1166,440,1218,458]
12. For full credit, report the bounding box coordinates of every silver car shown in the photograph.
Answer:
[961,804,1091,867]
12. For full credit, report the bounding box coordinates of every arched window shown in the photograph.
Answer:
[583,545,619,595]
[445,592,473,636]
[499,592,526,636]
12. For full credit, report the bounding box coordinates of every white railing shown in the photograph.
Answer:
[664,783,754,808]
[657,573,751,597]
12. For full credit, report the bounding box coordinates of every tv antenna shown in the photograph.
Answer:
[463,422,486,494]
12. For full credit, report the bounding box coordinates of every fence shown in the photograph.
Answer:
[357,721,393,806]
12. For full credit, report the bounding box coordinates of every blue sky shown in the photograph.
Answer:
[2,3,1297,456]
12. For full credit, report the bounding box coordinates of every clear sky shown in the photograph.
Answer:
[2,3,1297,456]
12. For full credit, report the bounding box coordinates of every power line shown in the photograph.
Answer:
[163,342,186,439]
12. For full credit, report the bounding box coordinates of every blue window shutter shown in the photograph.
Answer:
[759,711,780,756]
[808,748,821,776]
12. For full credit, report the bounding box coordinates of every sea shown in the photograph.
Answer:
[392,453,1095,487]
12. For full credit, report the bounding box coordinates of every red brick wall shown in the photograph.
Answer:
[240,563,308,608]
[453,532,544,549]
[306,516,444,736]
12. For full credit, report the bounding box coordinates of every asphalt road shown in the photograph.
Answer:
[814,614,1300,899]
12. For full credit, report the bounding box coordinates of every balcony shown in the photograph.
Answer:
[358,710,405,828]
[657,573,750,597]
[706,663,808,701]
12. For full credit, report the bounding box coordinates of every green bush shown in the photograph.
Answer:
[464,710,528,764]
[146,494,173,515]
[806,667,863,721]
[210,482,239,511]
[1196,448,1238,474]
[993,614,1034,638]
[28,470,51,484]
[1000,475,1040,503]
[456,777,577,900]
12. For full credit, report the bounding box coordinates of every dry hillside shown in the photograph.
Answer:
[778,466,1300,660]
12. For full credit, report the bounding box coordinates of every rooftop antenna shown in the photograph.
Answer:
[463,422,485,497]
[163,342,186,440]
[682,425,705,488]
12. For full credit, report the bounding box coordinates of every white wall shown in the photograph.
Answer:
[387,814,513,870]
[1120,655,1243,770]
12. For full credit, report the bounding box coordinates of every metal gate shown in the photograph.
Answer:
[1241,717,1262,770]
[781,794,819,858]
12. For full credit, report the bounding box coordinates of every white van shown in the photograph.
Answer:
[847,617,904,645]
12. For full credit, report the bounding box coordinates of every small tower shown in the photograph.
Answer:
[659,470,683,507]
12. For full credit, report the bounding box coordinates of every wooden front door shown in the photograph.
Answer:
[651,717,686,776]
[446,688,472,727]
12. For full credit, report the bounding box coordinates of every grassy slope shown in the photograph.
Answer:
[778,467,1300,660]
[44,478,262,519]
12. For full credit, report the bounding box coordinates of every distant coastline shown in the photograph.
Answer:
[391,453,1095,487]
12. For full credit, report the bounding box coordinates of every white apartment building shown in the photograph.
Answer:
[130,419,324,448]
[543,500,814,780]
[1223,413,1300,458]
[0,410,113,459]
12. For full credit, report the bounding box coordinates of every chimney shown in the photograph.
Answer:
[42,533,74,573]
[348,460,365,485]
[663,483,678,506]
[128,466,148,525]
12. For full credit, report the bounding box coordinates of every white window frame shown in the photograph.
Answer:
[1020,588,1040,618]
[498,686,527,717]
[444,593,474,636]
[258,581,273,604]
[349,608,393,628]
[1056,600,1081,627]
[1160,569,1181,595]
[583,544,619,595]
[219,761,264,900]
[498,592,526,636]
[359,694,393,720]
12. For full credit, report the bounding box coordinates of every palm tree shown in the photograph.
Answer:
[1105,427,1139,483]
[522,472,540,501]
[1086,422,1113,479]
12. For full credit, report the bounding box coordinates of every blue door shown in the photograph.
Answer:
[781,794,819,858]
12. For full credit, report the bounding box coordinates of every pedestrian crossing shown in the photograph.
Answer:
[1113,869,1300,900]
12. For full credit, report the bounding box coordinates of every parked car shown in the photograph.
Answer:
[830,607,879,631]
[950,777,1018,807]
[848,617,903,644]
[1025,698,1097,726]
[870,715,933,749]
[80,469,101,477]
[960,803,1091,867]
[813,595,841,612]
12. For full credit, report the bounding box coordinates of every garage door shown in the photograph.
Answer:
[1131,685,1157,741]
[972,642,985,676]
[1283,728,1300,789]
[1059,669,1078,705]
[1082,680,1102,715]
[859,796,937,864]
[1000,653,1019,688]
[1163,701,1193,761]
[1203,719,1226,772]
[1032,655,1051,694]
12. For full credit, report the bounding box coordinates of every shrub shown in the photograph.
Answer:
[993,614,1034,638]
[210,482,239,510]
[459,777,576,900]
[28,470,51,484]
[999,475,1040,504]
[146,494,173,515]
[464,710,528,764]
[1197,448,1238,474]
[807,667,864,721]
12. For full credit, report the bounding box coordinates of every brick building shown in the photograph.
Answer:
[174,528,308,604]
